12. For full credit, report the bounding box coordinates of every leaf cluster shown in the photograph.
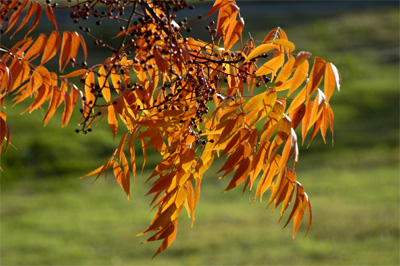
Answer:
[0,0,340,256]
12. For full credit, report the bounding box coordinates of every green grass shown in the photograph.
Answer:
[1,2,399,265]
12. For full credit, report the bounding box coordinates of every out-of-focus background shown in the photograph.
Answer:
[1,1,399,265]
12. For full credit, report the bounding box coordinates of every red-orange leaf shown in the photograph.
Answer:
[0,114,11,153]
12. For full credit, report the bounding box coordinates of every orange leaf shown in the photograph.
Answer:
[0,1,19,25]
[3,0,29,36]
[289,59,309,96]
[269,115,292,158]
[43,87,63,126]
[277,169,296,220]
[69,32,81,66]
[113,160,129,198]
[77,32,87,62]
[107,105,118,138]
[306,57,326,98]
[217,143,247,175]
[224,17,244,51]
[279,128,297,172]
[308,89,326,130]
[205,0,234,19]
[25,2,42,38]
[286,86,306,115]
[59,31,72,71]
[61,91,73,127]
[97,66,111,102]
[284,182,308,238]
[301,100,313,144]
[289,103,306,130]
[139,204,178,235]
[259,101,285,145]
[60,69,89,78]
[84,71,95,109]
[10,1,36,38]
[41,31,61,65]
[275,55,295,87]
[151,218,178,258]
[324,62,341,102]
[121,153,131,199]
[216,3,239,36]
[267,168,286,207]
[254,154,280,201]
[44,4,58,31]
[224,157,251,192]
[293,51,312,68]
[25,34,47,61]
[320,104,332,143]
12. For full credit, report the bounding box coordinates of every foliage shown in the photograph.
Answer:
[0,0,340,256]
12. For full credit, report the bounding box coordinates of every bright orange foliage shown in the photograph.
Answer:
[0,0,341,256]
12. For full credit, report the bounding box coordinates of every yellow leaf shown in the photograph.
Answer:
[244,43,279,64]
[255,53,285,77]
[289,59,309,96]
[268,39,295,53]
[275,55,295,87]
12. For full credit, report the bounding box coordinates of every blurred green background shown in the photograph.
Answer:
[1,1,399,265]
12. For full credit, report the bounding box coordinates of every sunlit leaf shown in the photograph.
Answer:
[255,53,285,77]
